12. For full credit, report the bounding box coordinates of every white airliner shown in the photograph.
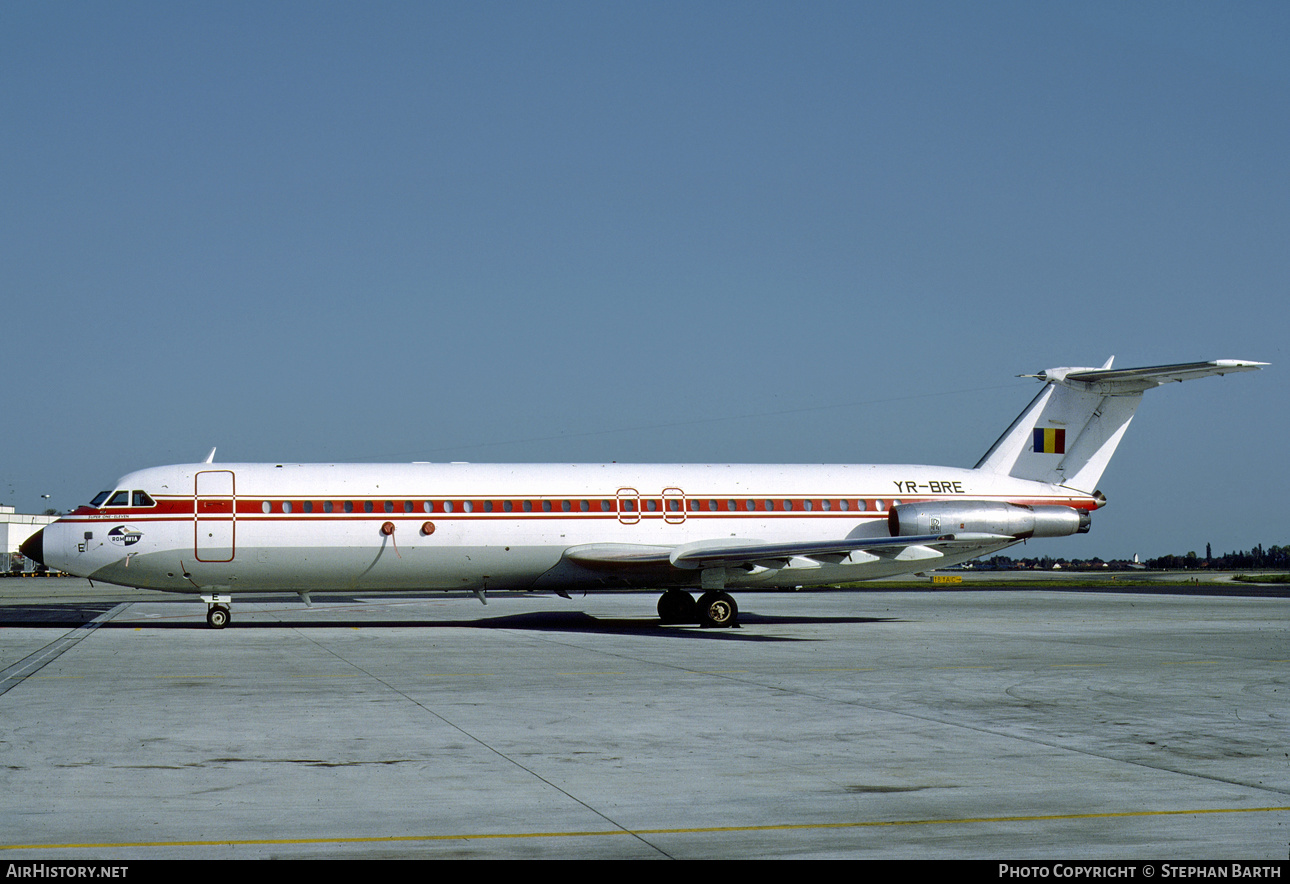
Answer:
[22,358,1264,629]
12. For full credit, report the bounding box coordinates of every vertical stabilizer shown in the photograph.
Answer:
[974,359,1266,493]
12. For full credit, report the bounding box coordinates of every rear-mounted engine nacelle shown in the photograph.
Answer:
[888,501,1091,539]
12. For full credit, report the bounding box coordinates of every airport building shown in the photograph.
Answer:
[1,505,57,573]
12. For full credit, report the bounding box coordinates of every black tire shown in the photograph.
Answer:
[657,590,697,624]
[207,605,230,629]
[697,591,738,628]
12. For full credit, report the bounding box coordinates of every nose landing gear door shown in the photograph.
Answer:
[195,470,236,562]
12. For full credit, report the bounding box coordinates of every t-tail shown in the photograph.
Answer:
[974,358,1267,494]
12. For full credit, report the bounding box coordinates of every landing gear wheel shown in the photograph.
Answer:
[657,590,697,624]
[697,591,738,628]
[206,605,230,629]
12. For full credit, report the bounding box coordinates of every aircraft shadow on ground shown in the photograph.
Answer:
[0,603,122,627]
[0,604,900,639]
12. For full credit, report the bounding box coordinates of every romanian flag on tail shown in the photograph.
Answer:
[1033,427,1066,454]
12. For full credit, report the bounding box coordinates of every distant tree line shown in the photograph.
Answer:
[970,542,1289,572]
[976,555,1122,571]
[1146,543,1289,571]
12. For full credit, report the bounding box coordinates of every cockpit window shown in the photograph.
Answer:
[90,491,112,507]
[132,491,156,507]
[106,490,130,507]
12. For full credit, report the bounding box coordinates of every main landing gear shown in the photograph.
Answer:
[657,589,739,628]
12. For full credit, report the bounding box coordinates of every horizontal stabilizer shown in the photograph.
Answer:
[1046,359,1267,391]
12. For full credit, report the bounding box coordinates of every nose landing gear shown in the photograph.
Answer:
[201,593,231,629]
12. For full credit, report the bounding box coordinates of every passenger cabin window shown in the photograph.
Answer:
[106,490,130,507]
[132,491,156,507]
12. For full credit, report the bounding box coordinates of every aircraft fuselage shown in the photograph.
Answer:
[38,461,1088,595]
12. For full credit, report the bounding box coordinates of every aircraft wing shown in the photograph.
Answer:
[564,533,1013,571]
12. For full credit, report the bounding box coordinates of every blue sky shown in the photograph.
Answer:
[3,1,1285,560]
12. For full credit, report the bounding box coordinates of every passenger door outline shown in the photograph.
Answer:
[194,470,236,562]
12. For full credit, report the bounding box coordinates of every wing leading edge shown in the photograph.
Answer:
[564,533,1013,571]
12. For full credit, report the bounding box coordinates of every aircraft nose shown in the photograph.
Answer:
[19,528,45,566]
